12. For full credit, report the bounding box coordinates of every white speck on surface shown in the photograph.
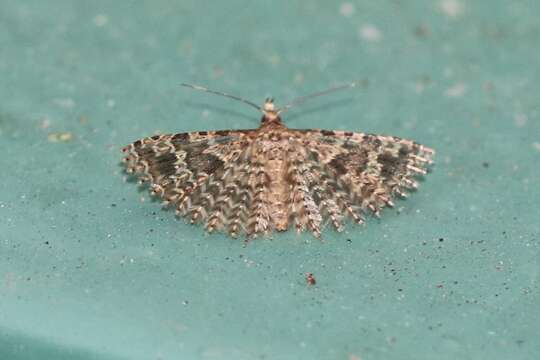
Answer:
[39,118,51,129]
[358,24,382,42]
[47,132,73,143]
[93,14,108,27]
[339,2,355,17]
[293,72,304,85]
[414,82,426,94]
[54,98,76,109]
[243,258,255,267]
[202,110,210,118]
[445,83,467,97]
[268,54,281,65]
[514,114,528,127]
[532,142,540,151]
[439,0,464,18]
[107,99,116,108]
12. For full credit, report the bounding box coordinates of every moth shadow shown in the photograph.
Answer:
[285,97,355,124]
[120,168,161,200]
[182,101,257,124]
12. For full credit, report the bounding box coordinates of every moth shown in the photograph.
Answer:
[122,82,434,238]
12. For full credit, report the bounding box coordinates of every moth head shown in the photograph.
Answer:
[261,97,281,123]
[263,97,275,111]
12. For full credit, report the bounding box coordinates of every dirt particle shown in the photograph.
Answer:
[445,83,467,97]
[339,2,355,17]
[358,24,382,42]
[414,25,431,38]
[93,14,108,27]
[439,0,464,18]
[47,132,74,143]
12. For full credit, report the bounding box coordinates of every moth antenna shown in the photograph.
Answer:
[181,83,261,111]
[278,80,362,114]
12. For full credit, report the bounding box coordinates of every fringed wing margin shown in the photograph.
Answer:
[122,130,259,237]
[288,130,434,234]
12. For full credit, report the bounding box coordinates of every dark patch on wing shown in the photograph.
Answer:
[151,152,178,177]
[327,150,369,176]
[321,130,335,136]
[349,149,370,173]
[378,152,404,179]
[398,145,412,157]
[171,133,190,144]
[309,150,319,163]
[361,134,382,148]
[215,130,230,136]
[328,156,347,175]
[185,150,224,175]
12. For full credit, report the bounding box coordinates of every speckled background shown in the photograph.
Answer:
[1,1,539,359]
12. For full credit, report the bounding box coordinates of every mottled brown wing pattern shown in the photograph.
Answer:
[122,127,434,239]
[122,130,257,235]
[300,129,434,219]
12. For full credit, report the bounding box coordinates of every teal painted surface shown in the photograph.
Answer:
[1,1,539,359]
